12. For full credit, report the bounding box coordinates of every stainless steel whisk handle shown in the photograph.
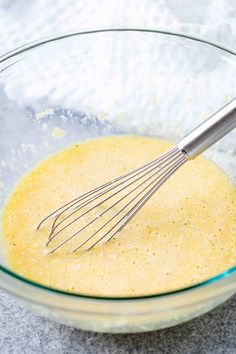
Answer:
[178,98,236,159]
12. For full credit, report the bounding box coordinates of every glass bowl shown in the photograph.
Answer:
[0,29,235,333]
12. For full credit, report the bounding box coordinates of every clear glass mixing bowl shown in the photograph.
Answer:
[0,29,235,333]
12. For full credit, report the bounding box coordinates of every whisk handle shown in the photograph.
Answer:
[178,98,236,159]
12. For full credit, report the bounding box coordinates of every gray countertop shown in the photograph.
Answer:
[0,290,236,354]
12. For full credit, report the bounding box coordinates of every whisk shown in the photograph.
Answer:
[37,99,236,253]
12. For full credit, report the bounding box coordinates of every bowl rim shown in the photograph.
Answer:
[0,27,236,301]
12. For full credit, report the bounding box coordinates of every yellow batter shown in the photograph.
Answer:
[2,136,236,296]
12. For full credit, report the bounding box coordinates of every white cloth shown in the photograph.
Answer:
[0,0,236,55]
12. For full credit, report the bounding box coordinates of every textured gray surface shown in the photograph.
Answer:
[0,290,236,354]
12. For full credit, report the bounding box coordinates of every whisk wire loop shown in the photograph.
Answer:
[38,146,187,253]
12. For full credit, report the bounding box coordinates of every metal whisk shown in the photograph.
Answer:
[37,98,236,253]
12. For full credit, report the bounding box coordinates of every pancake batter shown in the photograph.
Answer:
[2,136,236,296]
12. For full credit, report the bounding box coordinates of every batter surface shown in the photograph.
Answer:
[2,136,236,296]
